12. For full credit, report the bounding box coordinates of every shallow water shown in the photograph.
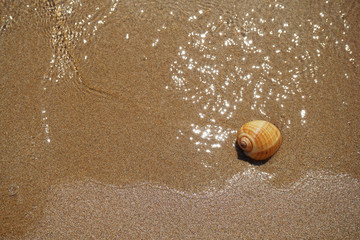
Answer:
[1,0,359,238]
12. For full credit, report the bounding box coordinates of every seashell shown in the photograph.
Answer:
[237,120,282,161]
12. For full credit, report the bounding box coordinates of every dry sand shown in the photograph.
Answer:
[1,0,359,239]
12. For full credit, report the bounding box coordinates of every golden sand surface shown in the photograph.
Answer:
[1,0,359,239]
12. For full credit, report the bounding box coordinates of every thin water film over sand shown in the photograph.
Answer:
[1,0,359,238]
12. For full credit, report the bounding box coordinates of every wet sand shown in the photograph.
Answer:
[1,0,359,239]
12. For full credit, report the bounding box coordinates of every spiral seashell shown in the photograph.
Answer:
[237,120,282,161]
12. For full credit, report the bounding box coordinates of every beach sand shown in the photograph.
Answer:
[1,0,359,239]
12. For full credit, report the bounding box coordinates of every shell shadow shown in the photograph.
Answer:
[234,140,269,166]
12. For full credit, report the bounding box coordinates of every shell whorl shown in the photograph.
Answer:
[239,136,253,152]
[237,120,282,161]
